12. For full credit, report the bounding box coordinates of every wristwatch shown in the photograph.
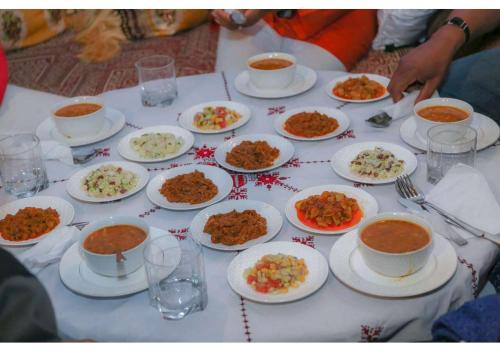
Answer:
[445,17,471,44]
[225,10,247,26]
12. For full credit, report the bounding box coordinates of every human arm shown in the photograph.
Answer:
[211,9,275,30]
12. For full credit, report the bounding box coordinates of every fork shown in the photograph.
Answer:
[67,221,89,231]
[396,175,499,245]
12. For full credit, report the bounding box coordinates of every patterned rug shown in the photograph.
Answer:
[6,22,219,97]
[351,48,411,78]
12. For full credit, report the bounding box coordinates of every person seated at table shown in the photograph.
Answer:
[0,248,60,342]
[388,10,500,123]
[212,9,377,72]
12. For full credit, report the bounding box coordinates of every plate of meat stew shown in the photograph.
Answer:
[325,74,390,103]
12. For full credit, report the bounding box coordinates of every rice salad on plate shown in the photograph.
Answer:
[82,164,139,198]
[130,132,183,159]
[349,146,405,180]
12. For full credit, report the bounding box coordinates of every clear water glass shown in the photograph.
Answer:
[135,55,177,107]
[426,124,477,184]
[144,235,208,320]
[0,134,49,198]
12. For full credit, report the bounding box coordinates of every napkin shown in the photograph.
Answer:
[426,164,500,235]
[18,226,79,274]
[41,140,74,165]
[382,90,439,120]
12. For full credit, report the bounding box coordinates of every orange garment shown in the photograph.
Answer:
[264,10,378,70]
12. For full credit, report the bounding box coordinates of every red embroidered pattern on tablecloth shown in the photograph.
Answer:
[147,162,194,172]
[240,296,252,342]
[458,256,479,297]
[360,325,383,342]
[138,206,161,218]
[291,235,315,248]
[228,187,248,200]
[95,147,110,157]
[126,121,142,130]
[282,158,301,168]
[254,172,301,193]
[168,228,189,241]
[190,145,216,160]
[221,71,232,101]
[268,106,285,115]
[336,129,356,140]
[353,182,374,188]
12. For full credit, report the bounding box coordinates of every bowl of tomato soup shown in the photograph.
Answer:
[247,52,296,90]
[414,98,473,141]
[79,216,150,277]
[51,96,106,138]
[358,212,433,277]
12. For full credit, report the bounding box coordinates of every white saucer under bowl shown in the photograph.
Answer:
[0,196,75,246]
[325,73,390,103]
[234,65,317,99]
[36,108,126,147]
[59,227,179,298]
[329,229,457,298]
[400,113,500,151]
[273,106,350,141]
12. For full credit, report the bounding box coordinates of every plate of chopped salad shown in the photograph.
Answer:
[178,101,251,134]
[66,161,149,203]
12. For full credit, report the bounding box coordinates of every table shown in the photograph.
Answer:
[1,70,499,342]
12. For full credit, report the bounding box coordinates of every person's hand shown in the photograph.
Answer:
[388,27,464,103]
[211,10,270,30]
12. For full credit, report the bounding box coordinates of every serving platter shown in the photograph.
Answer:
[329,229,457,298]
[330,141,418,185]
[285,184,378,235]
[214,133,295,173]
[189,200,283,251]
[117,125,194,163]
[273,106,350,141]
[325,73,390,103]
[178,101,251,134]
[146,164,232,211]
[227,241,329,303]
[0,196,75,246]
[66,161,149,203]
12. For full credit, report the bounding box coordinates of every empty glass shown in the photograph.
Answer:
[135,55,177,107]
[0,134,49,198]
[426,124,477,184]
[144,235,207,320]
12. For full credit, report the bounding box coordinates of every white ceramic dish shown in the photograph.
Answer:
[146,164,232,211]
[214,133,295,173]
[234,65,317,99]
[247,52,297,90]
[178,101,251,134]
[60,227,179,298]
[36,108,126,147]
[79,216,150,277]
[325,73,390,103]
[273,106,350,141]
[190,199,283,251]
[51,96,106,138]
[330,141,418,184]
[400,113,499,151]
[0,196,75,246]
[285,184,378,235]
[66,161,149,203]
[117,125,194,162]
[227,241,329,303]
[329,229,457,298]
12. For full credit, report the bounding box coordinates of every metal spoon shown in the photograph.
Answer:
[72,149,98,165]
[365,112,392,128]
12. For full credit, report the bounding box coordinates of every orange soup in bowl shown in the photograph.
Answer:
[360,219,430,254]
[55,103,102,118]
[417,106,469,123]
[249,58,293,70]
[83,224,147,255]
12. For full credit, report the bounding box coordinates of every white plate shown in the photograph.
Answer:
[36,108,126,147]
[234,65,317,99]
[147,164,232,211]
[227,241,329,303]
[273,106,350,141]
[325,73,390,103]
[400,113,500,151]
[329,229,457,298]
[66,161,149,203]
[117,125,194,162]
[190,200,283,251]
[178,101,251,134]
[214,133,295,173]
[330,141,418,184]
[0,196,75,246]
[285,184,378,235]
[59,227,179,298]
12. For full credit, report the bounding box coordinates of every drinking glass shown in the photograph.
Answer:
[0,134,49,198]
[144,235,208,320]
[135,55,177,107]
[426,124,477,184]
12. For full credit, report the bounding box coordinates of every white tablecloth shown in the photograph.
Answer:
[1,70,499,342]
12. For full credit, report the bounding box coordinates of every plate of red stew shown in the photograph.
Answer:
[285,185,378,235]
[325,74,390,103]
